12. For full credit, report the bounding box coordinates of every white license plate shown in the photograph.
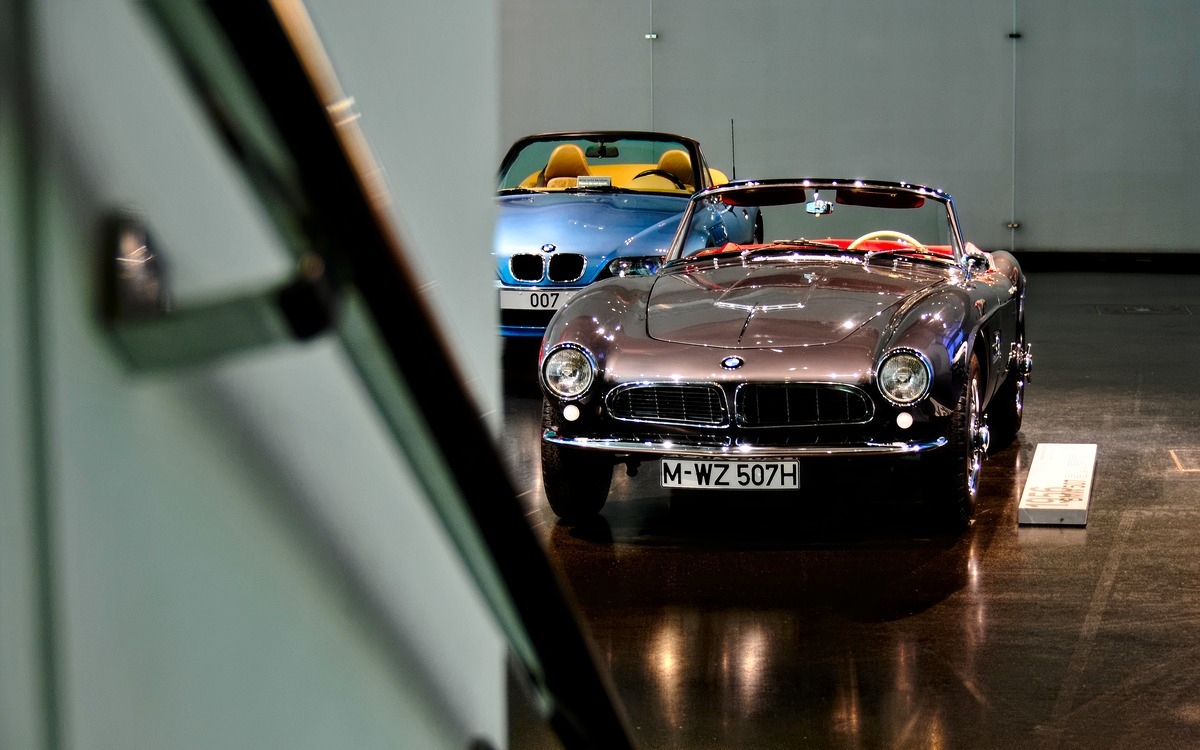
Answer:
[660,459,800,490]
[499,289,576,311]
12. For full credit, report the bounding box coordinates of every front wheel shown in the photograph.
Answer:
[988,332,1029,453]
[541,401,612,521]
[987,361,1025,452]
[930,354,987,531]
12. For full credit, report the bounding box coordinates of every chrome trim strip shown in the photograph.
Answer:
[542,432,947,457]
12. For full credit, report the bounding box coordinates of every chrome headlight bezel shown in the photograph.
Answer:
[541,344,597,400]
[877,349,933,406]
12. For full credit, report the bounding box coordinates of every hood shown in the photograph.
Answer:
[646,258,942,347]
[495,191,686,257]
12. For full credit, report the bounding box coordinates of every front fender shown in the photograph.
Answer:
[880,286,975,412]
[540,278,655,403]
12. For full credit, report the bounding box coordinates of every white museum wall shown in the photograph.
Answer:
[2,0,506,748]
[1014,2,1200,252]
[500,0,653,137]
[501,0,1200,254]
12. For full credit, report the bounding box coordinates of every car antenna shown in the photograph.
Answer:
[730,118,737,180]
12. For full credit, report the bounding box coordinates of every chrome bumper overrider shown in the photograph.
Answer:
[542,432,948,457]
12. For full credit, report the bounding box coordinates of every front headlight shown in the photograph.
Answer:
[605,256,661,277]
[877,350,932,405]
[542,345,596,399]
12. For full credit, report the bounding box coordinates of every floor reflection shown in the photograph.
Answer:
[501,271,1200,748]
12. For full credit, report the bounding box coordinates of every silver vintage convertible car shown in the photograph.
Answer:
[538,179,1033,529]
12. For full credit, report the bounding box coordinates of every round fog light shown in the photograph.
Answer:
[896,412,914,430]
[563,404,580,422]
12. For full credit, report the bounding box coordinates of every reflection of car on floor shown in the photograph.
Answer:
[538,178,1033,529]
[496,131,757,339]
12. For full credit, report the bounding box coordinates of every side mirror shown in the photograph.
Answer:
[962,243,992,275]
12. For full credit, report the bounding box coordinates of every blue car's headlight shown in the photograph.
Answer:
[542,345,596,399]
[605,256,661,278]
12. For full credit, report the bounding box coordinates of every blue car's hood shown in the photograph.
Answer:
[495,192,686,283]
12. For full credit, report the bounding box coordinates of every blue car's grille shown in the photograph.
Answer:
[547,254,585,282]
[607,384,727,426]
[736,384,874,427]
[510,254,544,282]
[509,253,587,283]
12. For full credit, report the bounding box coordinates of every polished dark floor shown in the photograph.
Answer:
[502,269,1200,750]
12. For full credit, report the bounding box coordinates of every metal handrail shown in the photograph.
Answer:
[140,1,637,747]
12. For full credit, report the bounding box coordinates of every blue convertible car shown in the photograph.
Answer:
[496,131,757,338]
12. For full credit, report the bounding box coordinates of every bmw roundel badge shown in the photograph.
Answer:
[541,243,556,253]
[721,356,744,370]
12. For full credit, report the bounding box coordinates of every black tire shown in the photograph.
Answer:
[931,353,985,531]
[987,361,1025,452]
[540,400,612,522]
[987,327,1026,453]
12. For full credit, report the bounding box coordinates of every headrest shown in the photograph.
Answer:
[657,149,693,186]
[543,144,591,181]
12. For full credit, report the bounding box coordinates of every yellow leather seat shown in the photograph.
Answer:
[656,149,693,189]
[540,144,591,188]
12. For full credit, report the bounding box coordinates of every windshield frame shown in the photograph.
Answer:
[666,178,968,267]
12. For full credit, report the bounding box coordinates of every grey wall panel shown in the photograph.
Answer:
[502,1,1200,253]
[1015,1,1200,252]
[310,1,504,416]
[501,0,653,139]
[648,0,1017,250]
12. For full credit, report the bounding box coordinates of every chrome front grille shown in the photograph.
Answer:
[608,384,727,426]
[606,382,874,430]
[509,253,587,283]
[735,384,873,427]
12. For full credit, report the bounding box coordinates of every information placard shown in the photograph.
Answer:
[1018,443,1097,526]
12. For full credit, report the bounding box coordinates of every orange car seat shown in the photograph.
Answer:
[540,144,591,188]
[656,149,694,189]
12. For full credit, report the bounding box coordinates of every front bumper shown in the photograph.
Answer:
[542,430,948,458]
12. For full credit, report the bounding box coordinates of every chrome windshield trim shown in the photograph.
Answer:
[542,433,947,457]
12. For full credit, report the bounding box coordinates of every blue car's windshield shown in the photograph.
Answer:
[498,135,710,195]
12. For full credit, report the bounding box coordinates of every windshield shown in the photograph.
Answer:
[676,182,959,261]
[498,134,705,194]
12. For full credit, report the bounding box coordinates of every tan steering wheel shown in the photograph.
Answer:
[847,229,929,253]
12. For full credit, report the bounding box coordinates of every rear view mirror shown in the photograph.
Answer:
[585,144,619,158]
[805,199,833,216]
